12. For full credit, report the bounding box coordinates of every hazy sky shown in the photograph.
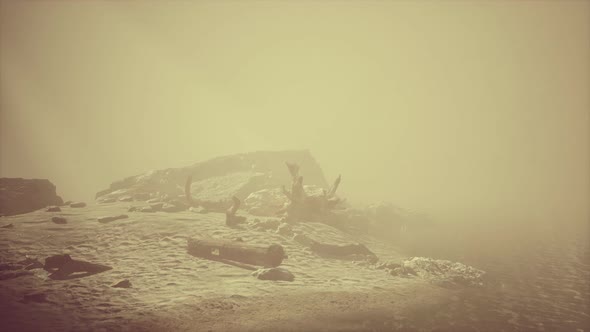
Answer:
[1,1,588,224]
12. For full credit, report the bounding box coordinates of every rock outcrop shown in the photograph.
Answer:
[95,150,328,204]
[0,178,63,216]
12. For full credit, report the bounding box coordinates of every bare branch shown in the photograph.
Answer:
[185,175,195,207]
[327,175,341,197]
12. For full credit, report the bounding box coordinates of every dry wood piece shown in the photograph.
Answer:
[187,237,285,268]
[280,162,342,220]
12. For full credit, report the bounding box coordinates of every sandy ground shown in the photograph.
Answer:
[0,202,463,331]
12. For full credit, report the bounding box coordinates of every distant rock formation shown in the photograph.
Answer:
[95,150,329,204]
[0,178,63,216]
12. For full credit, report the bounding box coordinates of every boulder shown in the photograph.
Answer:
[388,257,486,286]
[252,267,294,282]
[95,150,329,204]
[0,178,63,216]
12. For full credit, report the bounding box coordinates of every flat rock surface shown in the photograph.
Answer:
[0,201,462,331]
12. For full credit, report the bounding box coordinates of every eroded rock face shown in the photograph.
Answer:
[0,178,63,216]
[95,150,328,204]
[380,257,486,287]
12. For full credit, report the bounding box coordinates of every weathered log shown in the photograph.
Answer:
[187,237,285,267]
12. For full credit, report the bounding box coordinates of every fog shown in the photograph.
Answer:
[1,1,588,225]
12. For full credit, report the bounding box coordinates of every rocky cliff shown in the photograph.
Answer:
[95,150,329,203]
[0,178,64,216]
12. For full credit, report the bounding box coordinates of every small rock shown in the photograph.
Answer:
[112,279,132,288]
[1,223,14,229]
[118,196,133,202]
[70,202,86,208]
[252,267,294,282]
[51,216,67,224]
[140,206,155,213]
[98,197,116,204]
[46,206,61,212]
[146,198,161,204]
[128,206,138,212]
[23,292,48,303]
[98,214,128,223]
[234,237,244,242]
[61,200,73,206]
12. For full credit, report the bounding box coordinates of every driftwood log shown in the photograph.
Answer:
[187,237,285,268]
[279,162,342,221]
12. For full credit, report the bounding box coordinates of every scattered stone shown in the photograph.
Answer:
[98,197,117,204]
[0,178,63,216]
[386,257,486,286]
[46,206,61,212]
[112,279,132,288]
[51,216,67,224]
[23,292,48,303]
[118,196,133,202]
[1,223,14,229]
[98,214,128,224]
[276,223,294,237]
[44,254,112,280]
[70,202,86,208]
[252,267,294,282]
